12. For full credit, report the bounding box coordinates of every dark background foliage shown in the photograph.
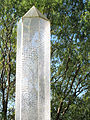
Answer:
[0,0,90,120]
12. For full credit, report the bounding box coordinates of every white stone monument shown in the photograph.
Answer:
[15,6,50,120]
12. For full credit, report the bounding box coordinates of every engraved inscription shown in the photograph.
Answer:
[16,7,50,120]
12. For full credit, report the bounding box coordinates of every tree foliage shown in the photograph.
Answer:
[0,0,90,120]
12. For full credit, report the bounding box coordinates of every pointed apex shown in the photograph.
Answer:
[23,6,49,21]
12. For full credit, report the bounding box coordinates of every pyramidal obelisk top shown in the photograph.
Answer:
[23,6,49,21]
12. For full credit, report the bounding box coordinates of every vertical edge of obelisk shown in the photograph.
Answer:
[15,19,22,120]
[44,20,50,120]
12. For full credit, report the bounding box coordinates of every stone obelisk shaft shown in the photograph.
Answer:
[15,6,50,120]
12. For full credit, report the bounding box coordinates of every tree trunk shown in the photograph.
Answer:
[56,101,63,120]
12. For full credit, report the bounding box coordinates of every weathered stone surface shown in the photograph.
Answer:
[15,6,50,120]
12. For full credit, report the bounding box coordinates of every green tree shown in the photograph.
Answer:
[51,0,90,119]
[0,0,17,119]
[65,94,90,120]
[0,0,90,120]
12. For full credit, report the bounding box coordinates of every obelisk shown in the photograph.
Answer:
[15,6,50,120]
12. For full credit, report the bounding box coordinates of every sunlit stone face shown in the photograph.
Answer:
[16,6,50,120]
